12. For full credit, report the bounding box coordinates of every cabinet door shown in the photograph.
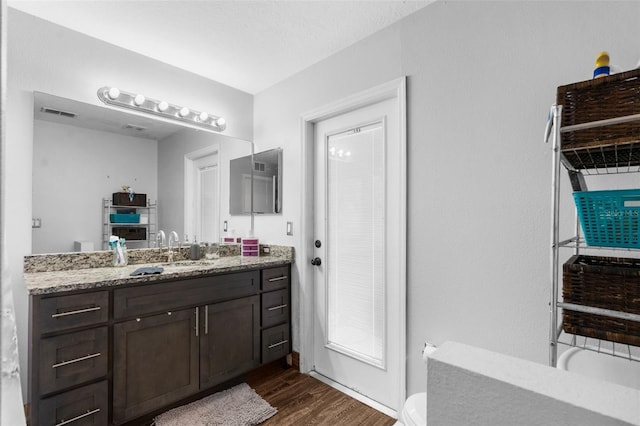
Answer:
[113,308,198,425]
[200,296,260,389]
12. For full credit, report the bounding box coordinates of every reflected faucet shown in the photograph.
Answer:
[167,231,180,263]
[156,230,166,249]
[168,231,180,249]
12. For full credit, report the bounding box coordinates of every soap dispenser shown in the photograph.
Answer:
[190,236,200,260]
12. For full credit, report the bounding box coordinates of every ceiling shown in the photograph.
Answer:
[9,0,433,95]
[34,91,186,140]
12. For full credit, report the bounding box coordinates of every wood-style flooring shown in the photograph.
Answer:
[246,361,396,426]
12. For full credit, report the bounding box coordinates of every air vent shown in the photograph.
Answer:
[40,107,77,118]
[122,124,147,132]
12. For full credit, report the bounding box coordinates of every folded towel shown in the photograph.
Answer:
[130,266,164,276]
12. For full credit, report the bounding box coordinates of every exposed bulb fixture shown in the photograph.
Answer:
[107,87,120,100]
[133,94,146,106]
[97,86,226,132]
[157,101,169,112]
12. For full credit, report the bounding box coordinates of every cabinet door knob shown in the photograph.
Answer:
[311,257,322,266]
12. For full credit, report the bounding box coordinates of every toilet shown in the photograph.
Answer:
[394,343,437,426]
[398,392,426,425]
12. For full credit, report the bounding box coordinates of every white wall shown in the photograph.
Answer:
[33,120,158,253]
[252,1,640,396]
[6,8,253,400]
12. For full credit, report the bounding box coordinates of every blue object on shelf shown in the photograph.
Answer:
[110,213,140,223]
[573,189,640,248]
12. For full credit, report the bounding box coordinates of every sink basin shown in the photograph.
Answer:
[162,259,217,267]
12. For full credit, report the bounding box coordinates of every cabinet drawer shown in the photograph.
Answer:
[114,271,259,319]
[261,288,289,328]
[40,327,108,395]
[262,323,290,364]
[39,292,109,334]
[262,266,290,292]
[39,380,108,426]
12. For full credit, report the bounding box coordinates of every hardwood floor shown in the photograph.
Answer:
[246,360,396,426]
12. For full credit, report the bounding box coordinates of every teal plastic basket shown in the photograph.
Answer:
[110,213,140,224]
[573,189,640,248]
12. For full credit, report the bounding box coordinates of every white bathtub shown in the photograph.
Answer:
[557,346,640,390]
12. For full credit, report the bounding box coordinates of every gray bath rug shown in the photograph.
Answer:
[154,383,277,426]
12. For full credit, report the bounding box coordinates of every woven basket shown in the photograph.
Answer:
[563,255,640,346]
[557,68,640,169]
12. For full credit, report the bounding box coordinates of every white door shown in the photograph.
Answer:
[312,94,404,413]
[185,149,219,244]
[196,159,219,243]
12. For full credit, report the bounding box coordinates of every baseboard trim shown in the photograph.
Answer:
[286,351,300,371]
[309,371,398,419]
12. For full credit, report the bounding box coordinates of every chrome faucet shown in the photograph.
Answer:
[156,230,166,249]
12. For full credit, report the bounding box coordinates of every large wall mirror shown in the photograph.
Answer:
[32,92,253,254]
[229,148,283,215]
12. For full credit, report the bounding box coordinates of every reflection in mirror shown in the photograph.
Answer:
[229,148,282,215]
[32,92,252,254]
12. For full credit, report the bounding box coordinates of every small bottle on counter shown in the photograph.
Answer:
[190,236,200,260]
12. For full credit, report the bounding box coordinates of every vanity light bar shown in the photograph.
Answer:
[97,86,226,132]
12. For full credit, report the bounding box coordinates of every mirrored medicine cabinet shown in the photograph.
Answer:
[229,148,283,215]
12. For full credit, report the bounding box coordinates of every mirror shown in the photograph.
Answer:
[32,92,253,254]
[229,148,282,215]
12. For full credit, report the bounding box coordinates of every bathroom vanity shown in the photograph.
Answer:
[26,252,292,426]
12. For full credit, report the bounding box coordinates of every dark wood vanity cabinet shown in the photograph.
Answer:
[261,266,291,363]
[29,263,291,426]
[111,271,261,424]
[29,290,110,426]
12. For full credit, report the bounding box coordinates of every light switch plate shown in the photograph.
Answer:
[286,221,293,236]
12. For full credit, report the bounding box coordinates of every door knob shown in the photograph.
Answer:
[311,257,322,266]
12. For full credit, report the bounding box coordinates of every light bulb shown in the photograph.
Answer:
[198,111,209,121]
[133,94,145,106]
[107,87,120,100]
[179,107,190,117]
[157,101,169,112]
[215,117,226,127]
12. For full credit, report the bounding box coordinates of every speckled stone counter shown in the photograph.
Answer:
[25,245,294,295]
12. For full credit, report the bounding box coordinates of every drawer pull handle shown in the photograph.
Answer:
[268,339,289,349]
[267,276,288,282]
[52,352,101,369]
[55,408,100,426]
[195,307,199,337]
[51,306,101,318]
[205,305,209,335]
[267,304,288,311]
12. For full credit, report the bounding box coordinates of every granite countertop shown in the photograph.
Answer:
[25,255,293,295]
